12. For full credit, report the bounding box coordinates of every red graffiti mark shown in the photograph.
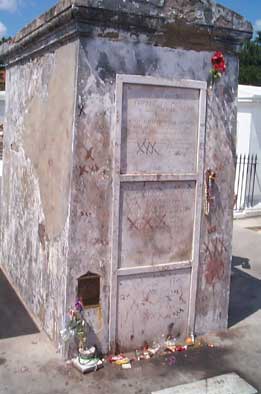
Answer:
[142,216,154,230]
[90,163,99,172]
[204,237,227,286]
[79,165,88,176]
[80,211,90,217]
[207,225,217,234]
[127,212,167,232]
[83,145,94,161]
[205,258,224,285]
[79,163,99,176]
[127,216,139,231]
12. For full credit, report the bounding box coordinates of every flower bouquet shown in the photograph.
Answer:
[210,51,226,83]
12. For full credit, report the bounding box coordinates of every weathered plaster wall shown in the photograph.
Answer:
[66,35,237,352]
[1,41,77,342]
[0,91,5,125]
[195,78,237,333]
[67,38,113,353]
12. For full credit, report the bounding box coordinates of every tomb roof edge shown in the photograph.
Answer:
[0,0,253,65]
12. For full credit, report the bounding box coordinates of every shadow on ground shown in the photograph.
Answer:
[0,268,39,339]
[228,256,261,327]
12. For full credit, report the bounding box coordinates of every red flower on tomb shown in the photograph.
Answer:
[210,51,226,82]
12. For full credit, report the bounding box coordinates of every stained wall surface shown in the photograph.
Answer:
[0,91,5,125]
[0,41,77,342]
[0,0,249,355]
[65,36,238,352]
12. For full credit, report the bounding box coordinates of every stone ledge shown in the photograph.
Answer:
[15,0,253,40]
[0,0,253,64]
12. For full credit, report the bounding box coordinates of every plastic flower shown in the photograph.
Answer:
[69,308,76,318]
[210,51,226,82]
[75,299,84,313]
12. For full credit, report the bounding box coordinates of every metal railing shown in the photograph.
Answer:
[234,154,258,211]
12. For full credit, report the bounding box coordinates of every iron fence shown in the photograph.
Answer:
[234,154,258,211]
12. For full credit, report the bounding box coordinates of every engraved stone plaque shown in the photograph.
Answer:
[119,181,195,268]
[121,84,199,174]
[117,270,190,350]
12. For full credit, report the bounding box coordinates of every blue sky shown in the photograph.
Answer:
[0,0,260,39]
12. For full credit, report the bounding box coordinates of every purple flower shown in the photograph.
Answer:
[75,299,83,312]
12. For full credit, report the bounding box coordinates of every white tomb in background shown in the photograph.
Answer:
[235,85,261,217]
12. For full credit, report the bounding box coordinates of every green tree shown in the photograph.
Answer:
[239,32,261,86]
[0,36,11,45]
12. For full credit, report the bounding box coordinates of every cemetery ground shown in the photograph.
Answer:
[0,217,261,394]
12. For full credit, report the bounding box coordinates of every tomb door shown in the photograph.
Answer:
[110,75,206,351]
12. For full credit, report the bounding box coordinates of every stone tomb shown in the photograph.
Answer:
[0,0,252,353]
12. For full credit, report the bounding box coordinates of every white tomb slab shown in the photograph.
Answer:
[152,373,257,394]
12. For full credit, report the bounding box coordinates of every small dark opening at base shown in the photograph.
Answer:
[77,272,100,307]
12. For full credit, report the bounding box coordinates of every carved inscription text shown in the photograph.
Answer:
[121,84,200,174]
